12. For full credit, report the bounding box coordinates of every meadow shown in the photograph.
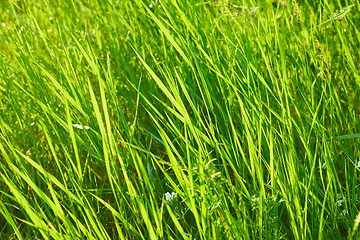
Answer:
[0,0,359,239]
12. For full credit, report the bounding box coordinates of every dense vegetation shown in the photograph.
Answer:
[1,0,359,239]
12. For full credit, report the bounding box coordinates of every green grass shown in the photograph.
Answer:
[0,0,359,239]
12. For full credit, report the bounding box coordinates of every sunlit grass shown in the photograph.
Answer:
[0,0,359,239]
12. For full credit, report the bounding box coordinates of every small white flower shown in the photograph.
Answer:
[340,210,347,218]
[72,124,90,130]
[322,162,326,170]
[357,160,360,168]
[336,199,344,207]
[165,192,177,201]
[30,122,35,126]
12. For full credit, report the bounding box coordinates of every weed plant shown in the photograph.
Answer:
[0,0,359,239]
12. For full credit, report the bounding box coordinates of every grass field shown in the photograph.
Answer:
[1,0,360,239]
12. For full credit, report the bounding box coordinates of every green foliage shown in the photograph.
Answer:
[0,0,359,239]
